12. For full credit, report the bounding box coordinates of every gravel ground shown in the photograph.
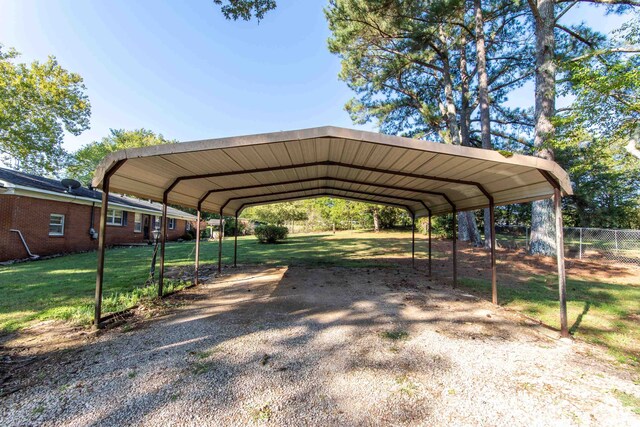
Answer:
[1,265,639,426]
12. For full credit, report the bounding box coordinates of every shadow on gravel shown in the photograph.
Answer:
[2,264,543,425]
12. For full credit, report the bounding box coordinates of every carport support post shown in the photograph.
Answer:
[195,207,201,285]
[411,213,415,268]
[233,212,238,267]
[452,209,457,287]
[94,178,111,326]
[555,187,569,338]
[217,210,223,275]
[490,199,497,305]
[428,213,432,276]
[158,194,168,297]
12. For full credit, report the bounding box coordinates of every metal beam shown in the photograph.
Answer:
[490,198,497,305]
[195,207,201,285]
[234,211,238,268]
[540,169,569,337]
[94,159,126,327]
[221,186,425,214]
[452,208,457,288]
[158,192,168,297]
[411,213,416,269]
[217,209,223,275]
[237,192,412,216]
[428,212,432,277]
[167,160,490,205]
[198,176,453,208]
[554,187,569,338]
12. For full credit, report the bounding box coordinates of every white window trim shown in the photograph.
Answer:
[107,209,123,226]
[49,214,65,236]
[168,218,176,230]
[134,213,142,233]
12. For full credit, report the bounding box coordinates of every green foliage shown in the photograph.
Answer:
[213,0,276,21]
[325,0,532,145]
[181,230,195,241]
[244,202,307,226]
[254,224,288,243]
[68,128,175,185]
[380,330,409,340]
[0,45,91,174]
[243,197,410,231]
[224,217,248,237]
[555,12,640,228]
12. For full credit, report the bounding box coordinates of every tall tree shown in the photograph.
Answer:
[555,12,640,228]
[526,0,639,255]
[474,0,494,247]
[326,0,533,243]
[0,46,91,175]
[67,129,175,185]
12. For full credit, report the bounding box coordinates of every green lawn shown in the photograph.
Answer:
[458,274,640,366]
[0,231,426,332]
[1,231,638,368]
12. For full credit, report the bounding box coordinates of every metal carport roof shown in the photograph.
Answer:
[91,126,572,338]
[92,126,572,217]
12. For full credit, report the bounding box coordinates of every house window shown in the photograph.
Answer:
[134,213,142,232]
[49,214,65,236]
[186,222,191,231]
[168,218,176,230]
[106,209,123,226]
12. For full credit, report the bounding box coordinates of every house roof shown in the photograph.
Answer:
[0,167,196,221]
[92,126,572,217]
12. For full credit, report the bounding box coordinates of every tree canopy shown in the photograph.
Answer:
[0,45,91,174]
[212,0,277,21]
[67,128,175,185]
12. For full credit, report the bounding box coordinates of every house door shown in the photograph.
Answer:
[143,215,150,240]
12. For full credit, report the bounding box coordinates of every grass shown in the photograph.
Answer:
[612,389,640,415]
[458,272,640,367]
[0,231,426,331]
[1,230,638,369]
[380,330,410,341]
[250,404,272,422]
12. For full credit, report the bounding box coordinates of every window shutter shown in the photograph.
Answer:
[123,211,128,226]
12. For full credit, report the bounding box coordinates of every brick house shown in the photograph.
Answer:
[0,167,196,262]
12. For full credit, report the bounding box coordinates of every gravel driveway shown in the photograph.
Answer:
[2,265,639,426]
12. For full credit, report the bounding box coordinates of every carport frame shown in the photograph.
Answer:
[92,128,569,338]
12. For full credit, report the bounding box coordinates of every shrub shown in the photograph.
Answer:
[254,225,288,243]
[181,229,196,240]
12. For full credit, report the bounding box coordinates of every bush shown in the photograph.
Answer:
[254,225,288,243]
[181,229,196,241]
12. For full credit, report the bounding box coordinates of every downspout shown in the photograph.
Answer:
[89,202,98,240]
[10,229,40,259]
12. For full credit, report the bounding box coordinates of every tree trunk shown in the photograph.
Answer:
[440,26,461,145]
[457,33,482,245]
[474,0,495,249]
[373,208,380,232]
[529,0,557,256]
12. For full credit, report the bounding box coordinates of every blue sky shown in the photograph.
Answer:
[0,0,629,152]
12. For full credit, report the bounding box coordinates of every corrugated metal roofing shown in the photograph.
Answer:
[92,126,572,217]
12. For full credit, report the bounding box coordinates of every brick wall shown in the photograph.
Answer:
[0,195,190,262]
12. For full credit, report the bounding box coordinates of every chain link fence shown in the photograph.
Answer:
[495,225,640,266]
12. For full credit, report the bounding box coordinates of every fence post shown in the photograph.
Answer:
[525,226,529,249]
[579,228,583,259]
[615,230,619,251]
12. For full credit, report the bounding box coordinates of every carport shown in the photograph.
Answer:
[91,126,573,335]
